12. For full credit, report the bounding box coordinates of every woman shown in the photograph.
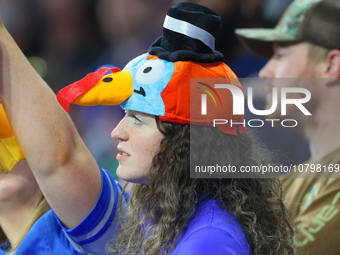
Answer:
[108,111,294,254]
[0,1,294,254]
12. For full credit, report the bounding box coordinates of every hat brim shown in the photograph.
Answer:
[235,28,297,58]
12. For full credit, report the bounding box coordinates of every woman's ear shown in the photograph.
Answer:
[324,49,340,78]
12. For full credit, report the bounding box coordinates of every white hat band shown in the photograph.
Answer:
[163,15,215,51]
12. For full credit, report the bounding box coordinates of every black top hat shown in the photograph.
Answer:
[148,2,224,63]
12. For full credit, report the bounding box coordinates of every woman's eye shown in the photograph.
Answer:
[133,115,142,125]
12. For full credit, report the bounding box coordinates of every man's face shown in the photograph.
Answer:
[259,42,316,79]
[258,42,322,128]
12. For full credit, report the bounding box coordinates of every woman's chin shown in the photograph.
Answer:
[116,167,149,185]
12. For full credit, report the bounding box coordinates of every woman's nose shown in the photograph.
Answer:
[111,118,128,141]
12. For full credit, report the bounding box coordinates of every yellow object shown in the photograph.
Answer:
[0,104,14,138]
[73,71,133,106]
[0,104,25,174]
[0,136,25,174]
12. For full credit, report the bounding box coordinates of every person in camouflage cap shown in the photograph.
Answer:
[235,0,333,57]
[236,1,340,255]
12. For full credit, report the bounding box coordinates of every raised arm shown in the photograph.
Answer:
[0,6,101,228]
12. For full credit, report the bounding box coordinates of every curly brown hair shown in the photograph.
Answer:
[109,119,295,255]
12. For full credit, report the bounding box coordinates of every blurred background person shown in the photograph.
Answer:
[0,102,50,253]
[236,0,340,254]
[0,162,49,253]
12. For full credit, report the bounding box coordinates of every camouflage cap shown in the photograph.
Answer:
[235,0,325,58]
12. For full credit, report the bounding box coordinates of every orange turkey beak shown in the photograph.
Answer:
[57,67,133,112]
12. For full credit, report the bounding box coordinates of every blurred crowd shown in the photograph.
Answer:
[1,0,305,179]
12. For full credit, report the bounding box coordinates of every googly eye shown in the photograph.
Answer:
[103,77,113,82]
[135,60,166,84]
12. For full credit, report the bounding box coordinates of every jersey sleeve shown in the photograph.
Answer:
[53,166,130,254]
